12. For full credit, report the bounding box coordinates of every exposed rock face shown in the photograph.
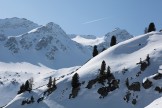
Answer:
[35,36,53,50]
[45,46,58,60]
[19,38,32,49]
[5,37,19,53]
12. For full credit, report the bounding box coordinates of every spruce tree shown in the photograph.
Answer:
[71,73,79,88]
[52,78,56,88]
[20,83,25,92]
[125,78,129,87]
[18,83,25,94]
[148,22,156,32]
[24,80,30,91]
[107,66,111,77]
[47,76,52,88]
[110,35,117,46]
[31,96,34,103]
[92,45,98,57]
[146,54,150,66]
[100,60,106,75]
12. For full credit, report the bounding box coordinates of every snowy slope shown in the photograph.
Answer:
[72,35,104,46]
[4,32,162,108]
[0,17,39,36]
[0,22,91,69]
[70,28,133,52]
[145,96,162,108]
[105,28,133,43]
[97,28,133,50]
[68,34,96,39]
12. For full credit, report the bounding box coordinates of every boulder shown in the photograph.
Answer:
[128,82,140,91]
[142,79,152,89]
[153,73,162,80]
[155,86,162,93]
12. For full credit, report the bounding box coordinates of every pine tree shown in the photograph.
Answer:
[47,76,52,88]
[31,96,34,103]
[52,78,56,88]
[107,66,111,77]
[100,60,106,75]
[71,73,80,88]
[18,83,25,94]
[110,35,117,46]
[24,80,30,91]
[125,78,129,87]
[148,22,156,32]
[20,83,25,92]
[146,54,150,66]
[92,45,98,57]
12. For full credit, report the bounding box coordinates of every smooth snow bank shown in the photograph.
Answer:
[145,96,162,108]
[72,35,105,46]
[0,62,53,73]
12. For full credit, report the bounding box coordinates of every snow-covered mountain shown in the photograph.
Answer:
[104,27,133,43]
[97,28,133,51]
[3,31,162,108]
[0,17,39,36]
[0,18,91,69]
[70,28,133,52]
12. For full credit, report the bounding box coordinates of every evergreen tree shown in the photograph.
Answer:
[71,73,80,88]
[92,45,98,57]
[148,22,156,32]
[52,78,56,88]
[47,76,52,88]
[20,83,25,92]
[107,66,111,77]
[146,54,150,66]
[24,80,30,91]
[100,60,106,75]
[18,83,25,94]
[110,35,117,46]
[31,96,34,103]
[125,78,129,87]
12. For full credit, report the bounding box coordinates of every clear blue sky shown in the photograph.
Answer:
[0,0,162,36]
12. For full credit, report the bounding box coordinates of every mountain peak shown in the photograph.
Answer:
[45,22,59,29]
[0,17,39,36]
[105,28,133,42]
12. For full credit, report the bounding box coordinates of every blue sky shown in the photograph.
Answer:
[0,0,162,36]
